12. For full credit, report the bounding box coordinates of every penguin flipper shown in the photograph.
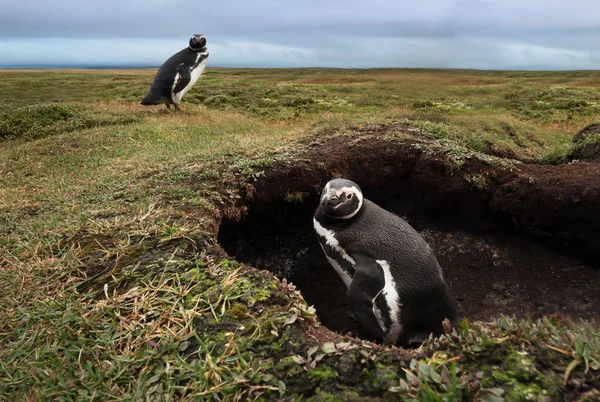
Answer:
[173,64,192,95]
[348,254,387,341]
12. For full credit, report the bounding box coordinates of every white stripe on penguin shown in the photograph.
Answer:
[375,260,403,344]
[319,245,352,289]
[313,218,356,266]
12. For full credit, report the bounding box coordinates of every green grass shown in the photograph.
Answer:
[1,67,599,400]
[3,68,599,158]
[0,103,139,141]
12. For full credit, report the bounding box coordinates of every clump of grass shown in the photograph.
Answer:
[539,148,573,164]
[396,118,452,139]
[0,103,138,142]
[187,84,353,118]
[504,87,600,122]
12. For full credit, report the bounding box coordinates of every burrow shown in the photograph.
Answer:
[217,134,600,340]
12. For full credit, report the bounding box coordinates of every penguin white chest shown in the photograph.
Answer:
[172,55,207,103]
[186,59,207,91]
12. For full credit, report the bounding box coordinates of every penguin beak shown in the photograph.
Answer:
[325,196,342,208]
[323,190,343,207]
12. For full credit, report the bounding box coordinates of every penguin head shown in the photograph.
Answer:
[189,34,207,51]
[319,178,364,220]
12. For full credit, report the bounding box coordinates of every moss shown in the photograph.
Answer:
[234,271,279,307]
[335,351,361,372]
[270,337,284,355]
[364,363,400,390]
[308,366,339,382]
[182,267,202,280]
[465,345,562,401]
[276,356,301,371]
[305,388,370,402]
[273,326,309,355]
[508,383,553,401]
[230,303,248,320]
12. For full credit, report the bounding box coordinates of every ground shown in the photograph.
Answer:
[1,68,599,401]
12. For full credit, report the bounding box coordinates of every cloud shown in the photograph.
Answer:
[1,0,599,69]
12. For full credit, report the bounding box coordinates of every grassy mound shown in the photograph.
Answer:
[0,103,138,142]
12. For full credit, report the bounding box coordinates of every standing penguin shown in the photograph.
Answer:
[141,34,209,111]
[313,178,458,346]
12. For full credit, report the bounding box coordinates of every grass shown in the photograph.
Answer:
[1,67,599,400]
[3,68,599,159]
[0,103,139,141]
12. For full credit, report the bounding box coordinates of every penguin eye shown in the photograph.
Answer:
[346,193,353,200]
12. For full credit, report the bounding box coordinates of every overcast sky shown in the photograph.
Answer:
[1,0,600,69]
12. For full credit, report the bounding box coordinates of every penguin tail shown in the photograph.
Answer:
[141,92,160,106]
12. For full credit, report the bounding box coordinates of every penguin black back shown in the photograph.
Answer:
[313,178,458,346]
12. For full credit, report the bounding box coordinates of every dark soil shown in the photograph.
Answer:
[217,133,600,341]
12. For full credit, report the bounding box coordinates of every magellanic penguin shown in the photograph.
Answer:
[141,34,209,111]
[313,178,458,346]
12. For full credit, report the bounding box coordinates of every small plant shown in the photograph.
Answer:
[284,191,307,204]
[465,173,489,190]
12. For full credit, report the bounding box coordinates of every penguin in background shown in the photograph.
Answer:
[141,34,209,111]
[313,178,458,346]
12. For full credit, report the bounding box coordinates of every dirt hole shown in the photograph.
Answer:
[217,140,600,340]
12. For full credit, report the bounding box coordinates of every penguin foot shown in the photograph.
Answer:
[165,103,171,110]
[174,103,182,111]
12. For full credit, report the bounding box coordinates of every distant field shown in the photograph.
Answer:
[1,68,599,400]
[2,67,600,157]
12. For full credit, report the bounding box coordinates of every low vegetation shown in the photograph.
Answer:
[0,103,139,141]
[1,68,599,400]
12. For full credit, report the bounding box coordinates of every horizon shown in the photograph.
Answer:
[2,65,600,72]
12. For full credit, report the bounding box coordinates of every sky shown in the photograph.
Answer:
[1,0,600,70]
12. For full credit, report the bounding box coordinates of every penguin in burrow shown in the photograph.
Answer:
[313,178,458,346]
